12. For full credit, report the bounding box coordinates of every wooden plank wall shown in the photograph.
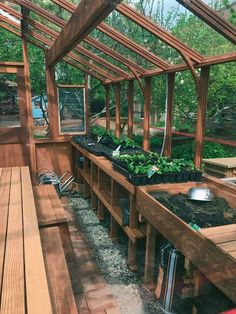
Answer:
[0,144,28,167]
[35,142,72,176]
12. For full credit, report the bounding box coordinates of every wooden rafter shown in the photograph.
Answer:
[84,36,146,74]
[0,10,116,82]
[3,1,129,80]
[0,15,109,83]
[116,3,203,62]
[46,0,123,66]
[176,0,236,44]
[25,17,131,79]
[97,22,169,69]
[26,29,116,81]
[50,0,147,74]
[49,0,169,69]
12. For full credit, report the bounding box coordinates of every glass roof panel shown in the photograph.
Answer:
[89,28,162,70]
[123,0,235,57]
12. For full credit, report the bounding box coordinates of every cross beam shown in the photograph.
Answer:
[46,0,122,66]
[176,0,236,45]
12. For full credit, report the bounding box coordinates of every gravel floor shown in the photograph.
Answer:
[70,193,165,314]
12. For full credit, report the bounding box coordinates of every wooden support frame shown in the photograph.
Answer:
[45,63,59,139]
[21,38,36,172]
[104,85,111,132]
[46,0,123,66]
[1,2,118,82]
[116,3,203,62]
[0,15,110,84]
[143,77,152,151]
[115,83,121,138]
[22,13,131,79]
[97,23,169,69]
[176,0,236,44]
[84,36,146,75]
[84,73,89,134]
[127,80,134,139]
[163,73,176,157]
[49,0,161,72]
[194,66,210,169]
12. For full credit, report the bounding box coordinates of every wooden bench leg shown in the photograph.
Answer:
[128,240,137,272]
[144,223,157,289]
[91,191,98,211]
[98,199,105,221]
[83,181,90,198]
[110,216,118,241]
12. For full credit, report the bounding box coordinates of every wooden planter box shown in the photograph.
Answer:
[136,180,236,304]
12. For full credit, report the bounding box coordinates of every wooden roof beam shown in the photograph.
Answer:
[6,1,129,79]
[116,3,203,63]
[24,17,132,79]
[0,18,107,82]
[0,6,119,82]
[84,36,146,74]
[46,0,123,66]
[0,14,111,83]
[50,0,147,74]
[50,0,169,69]
[27,29,117,81]
[176,0,236,45]
[97,22,169,69]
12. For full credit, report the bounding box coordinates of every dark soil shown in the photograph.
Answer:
[72,136,143,159]
[150,191,236,228]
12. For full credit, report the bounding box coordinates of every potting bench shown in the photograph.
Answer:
[136,180,236,304]
[71,140,145,270]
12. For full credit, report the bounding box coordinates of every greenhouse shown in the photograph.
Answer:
[0,0,236,313]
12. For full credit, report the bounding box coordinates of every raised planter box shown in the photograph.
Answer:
[136,181,236,304]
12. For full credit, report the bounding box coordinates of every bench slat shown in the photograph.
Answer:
[34,185,58,226]
[0,168,11,293]
[40,227,78,314]
[46,185,68,222]
[21,167,53,314]
[1,168,25,314]
[34,185,67,227]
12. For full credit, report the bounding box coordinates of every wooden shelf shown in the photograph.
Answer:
[71,141,146,270]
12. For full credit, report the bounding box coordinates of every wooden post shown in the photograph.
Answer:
[127,80,134,139]
[128,194,138,271]
[163,73,175,157]
[105,85,110,132]
[45,60,59,139]
[194,67,210,169]
[84,73,89,134]
[97,199,105,221]
[18,38,36,173]
[143,77,152,151]
[110,216,119,240]
[115,83,121,138]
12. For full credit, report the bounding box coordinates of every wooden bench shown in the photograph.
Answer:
[0,166,53,313]
[33,184,68,228]
[40,227,78,314]
[33,184,79,313]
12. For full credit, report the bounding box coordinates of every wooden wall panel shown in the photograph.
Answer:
[0,128,23,144]
[0,144,28,167]
[35,142,72,176]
